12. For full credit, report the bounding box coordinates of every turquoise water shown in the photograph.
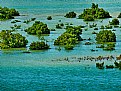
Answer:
[0,0,121,91]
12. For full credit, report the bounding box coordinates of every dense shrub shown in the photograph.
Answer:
[25,21,50,35]
[0,30,28,49]
[54,33,78,45]
[0,6,19,20]
[78,3,111,21]
[103,43,115,51]
[84,15,94,21]
[64,11,76,18]
[64,44,74,50]
[96,30,116,43]
[47,16,52,20]
[117,13,121,18]
[109,18,119,25]
[54,26,82,46]
[30,41,49,50]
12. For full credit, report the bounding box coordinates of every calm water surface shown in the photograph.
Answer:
[0,0,121,91]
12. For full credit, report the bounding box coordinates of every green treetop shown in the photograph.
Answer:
[96,30,116,43]
[78,3,112,21]
[0,30,28,49]
[25,21,50,36]
[0,6,19,20]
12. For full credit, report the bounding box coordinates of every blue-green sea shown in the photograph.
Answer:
[0,0,121,91]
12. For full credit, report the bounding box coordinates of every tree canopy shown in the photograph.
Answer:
[25,21,50,36]
[30,41,49,50]
[0,30,28,49]
[78,3,112,21]
[64,11,76,18]
[109,18,119,25]
[96,30,116,43]
[54,26,82,46]
[0,6,19,20]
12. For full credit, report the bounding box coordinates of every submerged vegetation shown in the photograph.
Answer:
[25,21,50,35]
[96,30,116,43]
[78,3,111,21]
[0,6,19,20]
[109,18,119,25]
[0,3,121,70]
[30,41,49,50]
[54,26,82,47]
[64,11,76,18]
[0,30,28,49]
[117,13,121,18]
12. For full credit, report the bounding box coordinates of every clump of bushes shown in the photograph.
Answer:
[117,13,121,18]
[96,43,115,51]
[30,41,49,50]
[105,25,112,29]
[109,18,119,25]
[96,62,104,69]
[23,18,36,24]
[96,30,116,43]
[64,11,76,18]
[47,16,52,20]
[0,6,19,20]
[114,61,121,70]
[0,30,28,49]
[64,44,74,50]
[84,15,94,21]
[56,23,64,29]
[25,21,50,35]
[54,26,82,47]
[103,43,115,51]
[78,3,111,21]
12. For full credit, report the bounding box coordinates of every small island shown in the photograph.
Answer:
[64,11,76,18]
[54,26,82,50]
[117,13,121,18]
[0,6,19,20]
[0,30,28,49]
[78,3,112,21]
[25,21,50,36]
[96,30,116,51]
[109,18,119,25]
[29,41,49,50]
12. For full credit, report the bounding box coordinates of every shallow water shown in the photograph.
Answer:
[0,0,121,91]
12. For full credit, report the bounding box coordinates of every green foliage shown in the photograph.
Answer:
[25,21,50,35]
[29,41,49,50]
[54,26,82,46]
[56,23,64,29]
[114,61,121,69]
[47,16,52,20]
[0,6,19,20]
[64,11,76,18]
[84,15,94,21]
[78,3,111,21]
[100,25,105,29]
[64,44,74,50]
[117,13,121,18]
[54,33,78,45]
[96,62,104,69]
[65,26,82,37]
[0,30,28,49]
[109,18,119,25]
[105,25,112,29]
[103,43,115,51]
[96,30,116,43]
